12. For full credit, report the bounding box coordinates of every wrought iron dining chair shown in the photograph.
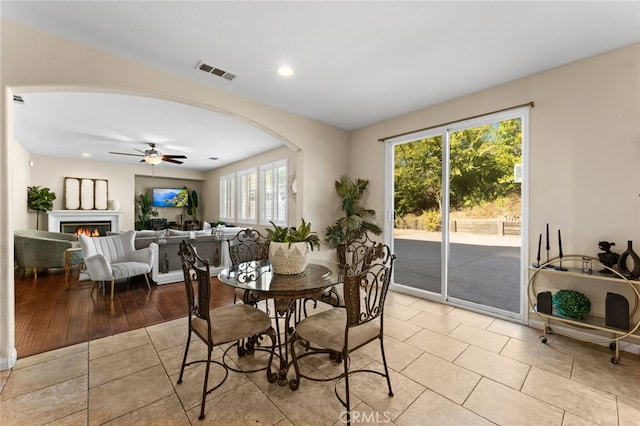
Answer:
[314,232,378,308]
[177,240,277,421]
[226,228,270,305]
[289,243,396,425]
[226,229,273,355]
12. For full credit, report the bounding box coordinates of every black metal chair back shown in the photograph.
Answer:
[179,239,211,327]
[227,229,270,267]
[344,243,395,328]
[337,233,379,279]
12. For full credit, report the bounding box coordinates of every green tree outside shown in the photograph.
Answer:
[394,118,521,229]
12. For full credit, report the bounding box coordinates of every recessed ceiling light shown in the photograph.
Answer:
[81,153,91,158]
[277,66,294,77]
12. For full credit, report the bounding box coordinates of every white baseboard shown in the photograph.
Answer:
[0,347,17,371]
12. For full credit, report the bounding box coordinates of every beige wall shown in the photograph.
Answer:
[12,140,31,230]
[28,155,206,231]
[350,43,640,323]
[351,43,639,255]
[0,21,349,368]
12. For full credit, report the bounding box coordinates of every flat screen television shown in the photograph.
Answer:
[152,188,189,207]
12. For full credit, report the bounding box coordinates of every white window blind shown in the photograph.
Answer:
[236,168,257,223]
[259,160,288,226]
[219,173,235,221]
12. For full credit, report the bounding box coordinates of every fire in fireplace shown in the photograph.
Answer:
[61,221,111,237]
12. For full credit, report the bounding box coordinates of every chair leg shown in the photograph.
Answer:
[177,328,192,384]
[343,349,351,426]
[32,268,37,281]
[144,273,151,290]
[91,281,97,296]
[379,336,394,397]
[110,280,115,300]
[199,345,213,420]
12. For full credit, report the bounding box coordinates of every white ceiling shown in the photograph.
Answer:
[4,1,639,171]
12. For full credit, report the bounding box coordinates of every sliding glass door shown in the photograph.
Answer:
[393,135,443,296]
[388,109,528,318]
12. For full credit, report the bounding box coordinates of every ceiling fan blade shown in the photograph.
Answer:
[162,154,187,159]
[162,158,183,164]
[109,151,144,157]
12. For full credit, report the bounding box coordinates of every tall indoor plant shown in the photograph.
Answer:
[135,192,158,230]
[27,186,56,230]
[186,189,199,227]
[266,219,321,275]
[324,175,382,248]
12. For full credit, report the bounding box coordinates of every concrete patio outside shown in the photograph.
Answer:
[393,230,521,313]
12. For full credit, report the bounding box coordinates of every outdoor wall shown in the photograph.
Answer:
[1,21,349,369]
[349,43,640,325]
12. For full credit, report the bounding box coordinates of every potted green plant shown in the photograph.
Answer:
[324,176,382,262]
[135,192,158,230]
[186,189,199,227]
[266,219,321,275]
[27,186,56,230]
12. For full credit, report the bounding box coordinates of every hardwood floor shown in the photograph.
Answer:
[14,268,235,358]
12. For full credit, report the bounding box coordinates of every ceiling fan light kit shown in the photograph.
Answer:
[109,142,187,165]
[144,156,162,165]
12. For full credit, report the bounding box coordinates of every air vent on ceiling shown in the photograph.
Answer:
[13,95,25,104]
[197,61,236,81]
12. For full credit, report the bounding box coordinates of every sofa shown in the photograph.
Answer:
[132,227,246,285]
[14,230,80,279]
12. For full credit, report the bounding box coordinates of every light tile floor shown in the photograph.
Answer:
[2,291,640,425]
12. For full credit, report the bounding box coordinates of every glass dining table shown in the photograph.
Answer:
[218,260,342,385]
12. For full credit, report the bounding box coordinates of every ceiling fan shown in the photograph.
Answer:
[109,143,187,165]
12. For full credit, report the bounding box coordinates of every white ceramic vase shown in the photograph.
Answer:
[269,241,310,275]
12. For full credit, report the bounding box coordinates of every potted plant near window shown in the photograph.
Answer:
[266,219,321,275]
[27,186,56,230]
[324,175,382,262]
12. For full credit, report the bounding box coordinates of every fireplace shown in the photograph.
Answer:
[48,210,123,233]
[61,221,111,236]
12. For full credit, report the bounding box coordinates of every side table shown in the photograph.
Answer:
[64,247,85,289]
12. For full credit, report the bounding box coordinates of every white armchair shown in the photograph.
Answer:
[78,230,153,299]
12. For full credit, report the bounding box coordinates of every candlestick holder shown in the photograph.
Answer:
[554,229,568,271]
[554,258,568,271]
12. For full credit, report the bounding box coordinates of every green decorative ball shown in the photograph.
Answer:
[552,289,591,319]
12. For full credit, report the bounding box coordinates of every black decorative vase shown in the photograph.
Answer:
[617,240,640,279]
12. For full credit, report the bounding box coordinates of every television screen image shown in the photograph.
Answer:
[152,188,189,207]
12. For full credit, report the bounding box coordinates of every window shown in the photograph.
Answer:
[236,168,257,223]
[219,173,235,221]
[219,160,289,225]
[260,160,288,226]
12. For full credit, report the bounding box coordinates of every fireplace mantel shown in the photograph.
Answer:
[48,210,123,233]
